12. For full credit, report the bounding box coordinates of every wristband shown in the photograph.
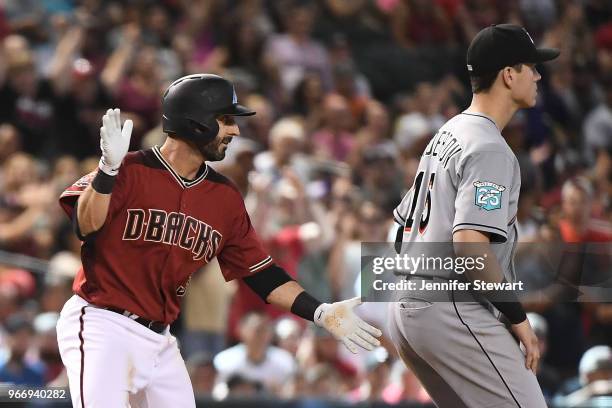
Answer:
[291,291,322,322]
[91,169,116,194]
[491,300,527,324]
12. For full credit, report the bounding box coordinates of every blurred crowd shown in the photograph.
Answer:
[0,0,611,406]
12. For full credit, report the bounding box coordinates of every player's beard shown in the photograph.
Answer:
[198,136,231,162]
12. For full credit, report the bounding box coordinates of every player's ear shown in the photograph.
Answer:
[501,67,514,89]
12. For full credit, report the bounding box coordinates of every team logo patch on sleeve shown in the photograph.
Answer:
[473,181,505,211]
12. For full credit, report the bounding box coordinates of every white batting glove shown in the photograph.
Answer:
[99,108,133,176]
[314,297,382,354]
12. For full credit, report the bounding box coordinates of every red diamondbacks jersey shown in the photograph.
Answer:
[59,146,273,324]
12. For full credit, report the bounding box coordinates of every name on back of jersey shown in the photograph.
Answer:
[122,208,222,262]
[422,130,462,167]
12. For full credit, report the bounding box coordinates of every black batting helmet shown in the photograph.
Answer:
[162,74,255,143]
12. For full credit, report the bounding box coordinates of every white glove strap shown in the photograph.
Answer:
[98,157,119,176]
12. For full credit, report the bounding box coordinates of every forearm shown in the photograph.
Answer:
[266,281,308,312]
[243,266,321,321]
[244,265,381,352]
[453,229,526,323]
[77,184,112,236]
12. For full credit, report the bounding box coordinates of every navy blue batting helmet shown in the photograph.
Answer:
[162,74,255,143]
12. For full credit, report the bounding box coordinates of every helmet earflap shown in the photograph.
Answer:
[162,115,220,144]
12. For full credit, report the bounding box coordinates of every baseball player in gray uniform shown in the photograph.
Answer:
[388,24,560,407]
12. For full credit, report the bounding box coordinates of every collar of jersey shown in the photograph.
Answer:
[461,111,499,131]
[152,145,209,188]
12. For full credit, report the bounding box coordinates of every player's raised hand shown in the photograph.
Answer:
[99,108,133,176]
[314,297,382,354]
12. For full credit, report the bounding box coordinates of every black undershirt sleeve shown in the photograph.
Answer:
[242,264,323,321]
[242,263,294,303]
[489,280,527,324]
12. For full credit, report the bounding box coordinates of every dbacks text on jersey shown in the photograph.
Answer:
[122,208,222,262]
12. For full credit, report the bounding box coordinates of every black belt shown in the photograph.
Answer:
[105,307,167,334]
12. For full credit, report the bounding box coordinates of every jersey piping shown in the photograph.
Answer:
[249,255,273,273]
[152,145,209,188]
[460,112,499,130]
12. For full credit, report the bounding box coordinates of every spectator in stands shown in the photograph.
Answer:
[32,312,63,385]
[328,200,390,300]
[214,312,295,396]
[225,374,264,398]
[595,22,612,74]
[0,123,21,166]
[558,177,612,242]
[0,268,35,323]
[0,153,56,257]
[359,146,403,212]
[215,137,259,197]
[253,117,308,184]
[0,314,44,386]
[264,2,332,99]
[554,345,612,407]
[239,94,275,149]
[182,260,235,358]
[186,352,217,397]
[54,57,114,159]
[0,38,60,157]
[291,72,326,132]
[579,346,612,386]
[312,94,356,162]
[302,363,343,398]
[390,0,454,48]
[382,359,431,404]
[351,347,392,402]
[274,317,303,356]
[349,100,393,167]
[332,62,369,123]
[583,75,612,165]
[297,328,359,393]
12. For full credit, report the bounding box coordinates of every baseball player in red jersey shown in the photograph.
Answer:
[56,74,382,408]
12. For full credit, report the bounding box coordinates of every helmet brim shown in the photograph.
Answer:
[222,104,256,116]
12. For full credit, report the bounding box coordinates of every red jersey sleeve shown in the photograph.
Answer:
[58,167,130,221]
[217,201,273,281]
[58,170,97,219]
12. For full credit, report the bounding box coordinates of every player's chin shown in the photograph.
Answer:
[200,145,226,162]
[520,96,537,109]
[208,152,226,162]
[213,146,227,161]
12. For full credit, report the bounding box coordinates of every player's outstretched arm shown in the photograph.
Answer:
[265,280,383,354]
[77,108,132,236]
